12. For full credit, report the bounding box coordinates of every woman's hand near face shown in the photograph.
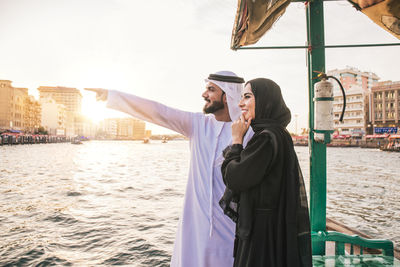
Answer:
[232,114,251,145]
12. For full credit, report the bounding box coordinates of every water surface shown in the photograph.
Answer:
[0,141,398,266]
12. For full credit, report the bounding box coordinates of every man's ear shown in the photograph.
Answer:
[223,93,227,104]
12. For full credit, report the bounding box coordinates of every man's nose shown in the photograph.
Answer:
[202,91,208,98]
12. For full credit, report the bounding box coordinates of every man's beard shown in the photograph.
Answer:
[203,100,224,114]
[203,93,225,114]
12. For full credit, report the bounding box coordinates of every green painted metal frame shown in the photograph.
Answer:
[306,0,327,255]
[312,255,399,266]
[234,0,398,259]
[312,231,395,256]
[237,43,400,50]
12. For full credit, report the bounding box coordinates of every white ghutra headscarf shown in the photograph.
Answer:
[205,71,245,121]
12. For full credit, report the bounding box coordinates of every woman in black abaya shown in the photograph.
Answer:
[219,78,312,267]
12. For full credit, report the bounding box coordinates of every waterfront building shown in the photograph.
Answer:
[131,118,146,140]
[0,80,33,132]
[328,67,379,92]
[370,80,400,134]
[24,96,42,134]
[145,130,152,138]
[333,85,365,137]
[74,115,97,138]
[37,86,82,136]
[39,97,67,135]
[98,118,118,138]
[116,118,146,140]
[328,67,380,136]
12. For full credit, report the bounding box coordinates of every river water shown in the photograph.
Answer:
[0,141,399,266]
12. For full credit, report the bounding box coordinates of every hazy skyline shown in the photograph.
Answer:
[0,0,399,134]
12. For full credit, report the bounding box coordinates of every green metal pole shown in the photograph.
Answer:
[306,0,327,255]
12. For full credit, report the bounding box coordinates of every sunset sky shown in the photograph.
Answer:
[0,0,399,134]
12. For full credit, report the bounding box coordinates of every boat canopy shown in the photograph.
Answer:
[230,0,291,49]
[348,0,400,39]
[231,0,400,50]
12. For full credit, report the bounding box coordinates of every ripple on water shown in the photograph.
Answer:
[0,245,73,267]
[66,191,82,197]
[42,212,79,225]
[101,238,170,267]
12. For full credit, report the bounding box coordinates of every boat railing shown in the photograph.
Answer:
[311,230,398,265]
[312,231,394,257]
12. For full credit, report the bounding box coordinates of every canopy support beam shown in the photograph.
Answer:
[306,0,327,255]
[237,43,400,50]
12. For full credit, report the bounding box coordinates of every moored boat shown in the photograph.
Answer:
[380,134,400,152]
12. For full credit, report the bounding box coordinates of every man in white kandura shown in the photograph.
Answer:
[85,71,253,267]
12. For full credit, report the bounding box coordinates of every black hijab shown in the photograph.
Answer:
[248,78,291,133]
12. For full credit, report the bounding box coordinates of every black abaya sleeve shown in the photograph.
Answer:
[221,134,274,192]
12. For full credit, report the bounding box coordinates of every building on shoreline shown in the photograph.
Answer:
[116,118,146,140]
[98,117,146,140]
[40,97,67,135]
[370,80,400,134]
[74,115,97,138]
[328,67,379,92]
[37,86,82,136]
[0,80,41,133]
[24,96,42,133]
[328,67,380,137]
[98,118,118,139]
[333,85,365,137]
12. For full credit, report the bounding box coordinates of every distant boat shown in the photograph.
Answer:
[71,139,83,145]
[380,142,400,152]
[380,135,400,152]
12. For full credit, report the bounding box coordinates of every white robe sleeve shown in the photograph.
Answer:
[107,90,195,137]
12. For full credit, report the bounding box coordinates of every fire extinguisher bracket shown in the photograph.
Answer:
[314,97,334,101]
[313,129,334,144]
[313,130,335,134]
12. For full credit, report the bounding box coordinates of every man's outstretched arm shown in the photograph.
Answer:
[85,88,195,137]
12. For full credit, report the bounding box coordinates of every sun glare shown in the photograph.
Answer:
[81,97,108,123]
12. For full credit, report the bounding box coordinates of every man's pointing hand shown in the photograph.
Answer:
[84,88,108,101]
